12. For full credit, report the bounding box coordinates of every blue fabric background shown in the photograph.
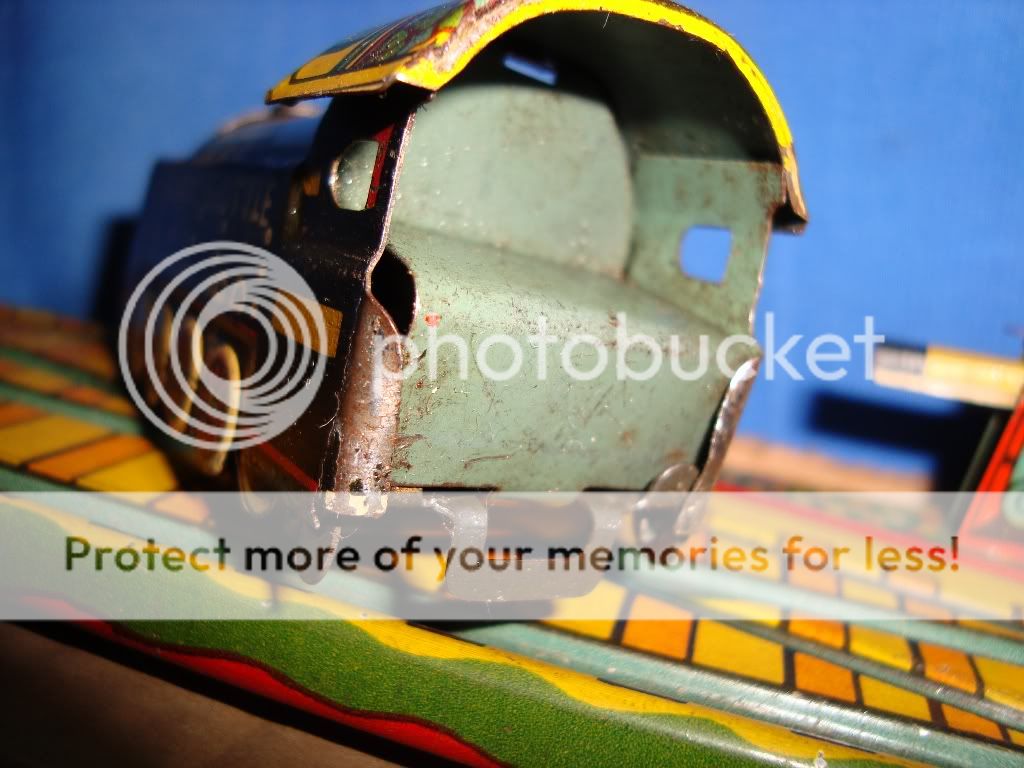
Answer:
[2,0,1021,474]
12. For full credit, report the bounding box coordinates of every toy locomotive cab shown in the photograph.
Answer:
[123,0,807,537]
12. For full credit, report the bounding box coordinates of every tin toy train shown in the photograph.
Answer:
[121,0,807,566]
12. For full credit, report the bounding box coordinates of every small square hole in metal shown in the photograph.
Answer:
[330,139,380,211]
[679,226,732,284]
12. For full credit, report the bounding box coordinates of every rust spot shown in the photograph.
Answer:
[663,449,687,466]
[620,429,635,446]
[332,300,403,497]
[425,312,441,327]
[393,434,425,451]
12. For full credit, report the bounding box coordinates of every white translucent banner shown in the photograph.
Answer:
[1,490,1021,621]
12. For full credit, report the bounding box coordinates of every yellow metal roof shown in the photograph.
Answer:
[267,0,805,222]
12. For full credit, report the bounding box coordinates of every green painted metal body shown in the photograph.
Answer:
[374,53,780,490]
[123,5,804,507]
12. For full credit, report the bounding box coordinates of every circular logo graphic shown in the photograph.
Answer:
[118,241,328,451]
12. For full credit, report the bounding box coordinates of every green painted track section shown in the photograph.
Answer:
[457,623,1021,768]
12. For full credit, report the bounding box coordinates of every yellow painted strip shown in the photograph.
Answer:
[276,60,409,97]
[691,620,784,684]
[293,42,359,80]
[959,619,1024,642]
[849,625,913,672]
[344,618,893,763]
[278,0,792,145]
[545,580,627,640]
[923,346,1024,409]
[860,677,931,722]
[77,451,179,494]
[0,415,108,465]
[698,599,781,625]
[1009,728,1024,746]
[29,434,153,483]
[973,656,1024,712]
[936,567,1016,619]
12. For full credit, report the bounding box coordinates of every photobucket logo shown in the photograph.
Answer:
[373,312,884,386]
[118,241,327,451]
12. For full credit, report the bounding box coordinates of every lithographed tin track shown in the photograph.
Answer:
[512,583,1024,763]
[3,484,920,768]
[1,306,1023,766]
